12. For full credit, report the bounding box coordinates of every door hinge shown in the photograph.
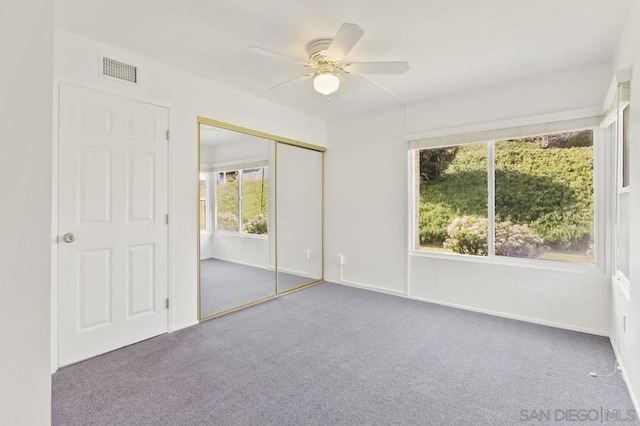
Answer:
[166,129,170,141]
[165,214,169,225]
[165,298,169,309]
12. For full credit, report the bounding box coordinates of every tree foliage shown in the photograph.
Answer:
[418,146,458,183]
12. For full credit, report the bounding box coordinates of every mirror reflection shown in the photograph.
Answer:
[276,144,323,292]
[198,118,326,320]
[199,124,275,318]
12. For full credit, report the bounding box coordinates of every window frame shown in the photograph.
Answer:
[614,104,631,287]
[408,121,606,275]
[214,165,269,238]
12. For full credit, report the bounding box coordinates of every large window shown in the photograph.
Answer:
[215,166,268,235]
[414,129,595,264]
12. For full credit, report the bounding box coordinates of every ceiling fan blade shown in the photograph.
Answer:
[248,46,310,67]
[326,23,364,62]
[345,61,410,74]
[269,73,313,91]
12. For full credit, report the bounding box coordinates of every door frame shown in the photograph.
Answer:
[52,78,172,372]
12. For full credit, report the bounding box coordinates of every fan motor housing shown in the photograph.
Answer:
[306,39,333,64]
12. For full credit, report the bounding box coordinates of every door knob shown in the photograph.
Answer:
[62,233,76,243]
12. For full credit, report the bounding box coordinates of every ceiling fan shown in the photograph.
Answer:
[248,23,409,97]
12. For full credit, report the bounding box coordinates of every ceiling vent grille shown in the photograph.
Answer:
[102,57,137,83]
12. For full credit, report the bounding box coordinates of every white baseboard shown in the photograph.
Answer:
[277,266,316,280]
[610,337,640,415]
[204,256,273,271]
[333,279,608,336]
[335,279,407,298]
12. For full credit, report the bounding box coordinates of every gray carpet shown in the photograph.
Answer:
[200,258,313,316]
[52,283,637,425]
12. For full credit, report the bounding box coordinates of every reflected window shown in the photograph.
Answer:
[215,167,268,235]
[199,175,208,231]
[216,171,239,231]
[241,167,268,234]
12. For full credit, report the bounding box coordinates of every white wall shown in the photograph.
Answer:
[610,0,640,410]
[0,0,53,424]
[407,61,611,135]
[326,106,408,293]
[326,61,613,335]
[53,29,327,340]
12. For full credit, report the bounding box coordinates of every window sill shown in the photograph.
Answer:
[214,230,268,240]
[409,250,605,276]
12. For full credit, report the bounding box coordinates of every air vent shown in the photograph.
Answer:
[102,57,137,83]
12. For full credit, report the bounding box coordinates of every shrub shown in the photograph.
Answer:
[444,216,489,256]
[419,203,455,244]
[216,181,239,219]
[494,221,542,257]
[217,212,238,231]
[494,141,592,249]
[444,216,543,258]
[566,131,593,148]
[418,144,488,247]
[217,178,268,225]
[241,179,269,223]
[244,213,268,235]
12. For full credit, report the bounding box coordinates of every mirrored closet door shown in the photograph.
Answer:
[276,143,323,293]
[198,118,325,320]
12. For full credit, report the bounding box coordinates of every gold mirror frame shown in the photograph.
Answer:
[197,116,326,321]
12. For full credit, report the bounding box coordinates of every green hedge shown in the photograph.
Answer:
[217,179,268,226]
[419,140,593,250]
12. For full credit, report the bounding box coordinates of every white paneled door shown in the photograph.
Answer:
[58,85,169,366]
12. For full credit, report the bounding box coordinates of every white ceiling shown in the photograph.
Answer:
[54,0,631,120]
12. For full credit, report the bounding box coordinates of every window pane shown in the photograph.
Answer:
[241,167,268,235]
[623,106,630,188]
[618,192,630,278]
[216,171,239,231]
[417,143,488,256]
[494,130,594,263]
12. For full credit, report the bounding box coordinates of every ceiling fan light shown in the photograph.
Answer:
[313,73,340,95]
